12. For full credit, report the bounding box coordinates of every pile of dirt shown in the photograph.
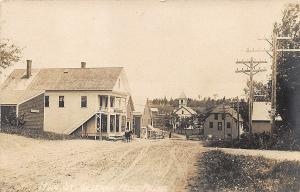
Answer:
[188,150,300,192]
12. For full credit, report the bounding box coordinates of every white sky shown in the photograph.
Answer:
[0,0,296,107]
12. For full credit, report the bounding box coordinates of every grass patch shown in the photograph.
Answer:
[0,125,76,140]
[188,150,300,192]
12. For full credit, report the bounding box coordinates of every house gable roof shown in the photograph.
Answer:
[253,102,270,121]
[206,105,243,121]
[0,90,44,105]
[127,95,135,111]
[252,102,281,121]
[174,106,197,115]
[1,67,123,91]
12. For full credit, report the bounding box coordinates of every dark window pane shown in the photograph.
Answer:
[214,114,218,120]
[218,122,222,130]
[110,97,114,108]
[227,122,231,128]
[81,96,87,107]
[45,96,49,107]
[101,114,107,132]
[116,115,120,132]
[209,122,213,128]
[59,96,64,108]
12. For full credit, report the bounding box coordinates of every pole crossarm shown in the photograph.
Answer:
[246,48,273,57]
[253,69,267,75]
[236,60,267,64]
[246,48,272,52]
[235,70,250,75]
[277,36,292,40]
[235,69,267,74]
[277,49,300,52]
[234,57,267,135]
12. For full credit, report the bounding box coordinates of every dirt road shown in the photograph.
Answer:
[0,133,203,192]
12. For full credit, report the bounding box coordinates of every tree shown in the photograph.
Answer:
[0,39,21,73]
[233,99,249,132]
[0,39,21,130]
[243,80,271,102]
[276,4,300,134]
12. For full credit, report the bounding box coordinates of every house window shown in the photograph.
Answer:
[218,122,222,131]
[227,122,231,129]
[214,114,218,120]
[182,110,184,114]
[101,114,107,132]
[45,96,49,107]
[110,97,114,108]
[81,96,87,108]
[110,115,115,132]
[181,100,183,104]
[209,122,213,128]
[127,122,130,131]
[100,96,103,107]
[59,96,64,108]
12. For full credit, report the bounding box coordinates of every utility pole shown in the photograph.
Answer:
[270,30,278,136]
[223,103,226,139]
[235,57,267,134]
[247,32,300,137]
[235,96,240,140]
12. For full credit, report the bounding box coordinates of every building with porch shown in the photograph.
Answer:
[0,60,134,139]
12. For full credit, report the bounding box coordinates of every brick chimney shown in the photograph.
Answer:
[26,60,32,78]
[81,62,86,68]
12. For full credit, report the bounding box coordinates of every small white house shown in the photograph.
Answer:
[252,102,281,134]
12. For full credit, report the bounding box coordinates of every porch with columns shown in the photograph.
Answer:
[79,94,128,139]
[96,94,127,138]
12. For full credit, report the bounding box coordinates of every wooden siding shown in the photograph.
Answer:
[18,93,44,130]
[204,113,242,139]
[133,116,142,138]
[252,121,271,134]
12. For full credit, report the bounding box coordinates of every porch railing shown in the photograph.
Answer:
[99,106,125,113]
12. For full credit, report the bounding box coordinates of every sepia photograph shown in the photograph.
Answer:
[0,0,300,191]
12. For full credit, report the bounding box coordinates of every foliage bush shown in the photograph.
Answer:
[204,133,274,149]
[188,150,300,192]
[204,130,300,151]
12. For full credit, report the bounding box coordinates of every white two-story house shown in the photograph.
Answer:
[0,60,134,139]
[203,105,243,139]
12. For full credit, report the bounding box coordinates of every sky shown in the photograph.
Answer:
[0,0,297,108]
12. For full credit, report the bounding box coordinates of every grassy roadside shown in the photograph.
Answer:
[0,125,76,140]
[188,150,300,192]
